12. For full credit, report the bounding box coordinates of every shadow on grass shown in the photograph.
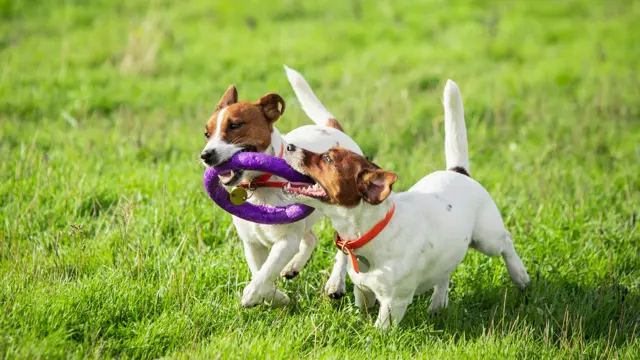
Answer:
[397,273,639,347]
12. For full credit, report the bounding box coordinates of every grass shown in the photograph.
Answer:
[1,0,639,358]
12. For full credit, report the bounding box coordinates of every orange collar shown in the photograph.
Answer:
[334,203,396,273]
[238,143,286,189]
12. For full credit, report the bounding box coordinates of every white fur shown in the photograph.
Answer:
[283,67,358,296]
[206,67,362,307]
[443,80,470,173]
[213,107,227,141]
[284,65,336,126]
[285,80,530,327]
[235,126,362,307]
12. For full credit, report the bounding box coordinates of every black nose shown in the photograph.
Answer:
[286,144,296,152]
[200,150,220,166]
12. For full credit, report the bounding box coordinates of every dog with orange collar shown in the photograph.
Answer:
[200,66,362,307]
[282,80,530,327]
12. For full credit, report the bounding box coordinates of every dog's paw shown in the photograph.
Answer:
[373,318,392,330]
[327,289,345,300]
[265,290,290,307]
[427,295,448,314]
[241,281,279,308]
[280,265,299,280]
[325,280,346,300]
[512,270,531,290]
[507,265,531,290]
[241,283,262,308]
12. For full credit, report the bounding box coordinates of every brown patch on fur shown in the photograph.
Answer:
[356,168,397,204]
[326,118,344,132]
[217,85,238,110]
[205,88,286,153]
[448,166,470,177]
[298,147,397,206]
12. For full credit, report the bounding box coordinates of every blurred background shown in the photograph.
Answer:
[1,0,638,358]
[2,1,639,185]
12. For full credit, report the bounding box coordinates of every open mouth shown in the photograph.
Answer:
[215,146,257,185]
[218,169,243,186]
[283,181,328,200]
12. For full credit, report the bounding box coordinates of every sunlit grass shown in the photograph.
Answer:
[1,0,639,358]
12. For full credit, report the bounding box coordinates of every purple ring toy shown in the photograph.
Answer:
[203,152,316,224]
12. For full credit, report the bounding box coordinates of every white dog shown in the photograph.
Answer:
[282,80,531,327]
[200,66,359,307]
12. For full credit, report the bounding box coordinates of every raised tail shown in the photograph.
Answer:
[284,65,344,132]
[443,80,470,176]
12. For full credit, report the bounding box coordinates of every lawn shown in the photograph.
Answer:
[1,0,639,358]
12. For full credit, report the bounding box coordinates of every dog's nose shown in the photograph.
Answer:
[286,144,296,152]
[200,149,220,166]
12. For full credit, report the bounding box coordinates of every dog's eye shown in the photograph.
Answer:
[204,131,210,139]
[322,154,333,164]
[228,122,243,130]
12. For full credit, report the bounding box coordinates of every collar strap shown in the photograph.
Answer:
[334,203,396,273]
[238,143,285,189]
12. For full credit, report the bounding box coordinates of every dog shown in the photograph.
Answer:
[200,66,361,307]
[282,80,531,327]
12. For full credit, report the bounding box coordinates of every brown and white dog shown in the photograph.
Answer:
[200,66,361,307]
[282,80,530,327]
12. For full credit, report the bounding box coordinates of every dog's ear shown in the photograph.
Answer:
[217,85,238,110]
[258,93,286,124]
[356,168,398,205]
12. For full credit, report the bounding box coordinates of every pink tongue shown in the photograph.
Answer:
[218,170,234,180]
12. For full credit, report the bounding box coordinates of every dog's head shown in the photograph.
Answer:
[283,144,398,212]
[200,85,285,185]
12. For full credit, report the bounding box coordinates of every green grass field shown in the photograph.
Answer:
[1,0,639,358]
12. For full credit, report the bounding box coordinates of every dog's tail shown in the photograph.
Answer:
[284,65,344,132]
[443,80,470,177]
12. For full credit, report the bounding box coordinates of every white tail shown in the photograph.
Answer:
[284,65,336,126]
[443,80,470,174]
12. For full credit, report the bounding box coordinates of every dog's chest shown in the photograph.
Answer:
[346,218,454,293]
[232,189,310,246]
[234,215,305,247]
[247,222,296,247]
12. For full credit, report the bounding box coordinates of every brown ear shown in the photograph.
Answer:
[258,93,285,123]
[356,168,398,205]
[217,85,238,110]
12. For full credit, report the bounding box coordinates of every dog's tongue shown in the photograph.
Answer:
[218,170,234,181]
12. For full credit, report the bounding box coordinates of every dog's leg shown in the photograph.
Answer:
[501,235,530,289]
[472,233,530,289]
[241,240,289,307]
[354,285,376,309]
[427,274,451,313]
[471,212,531,290]
[280,231,318,279]
[471,204,530,290]
[374,296,412,329]
[241,237,298,308]
[243,241,269,274]
[324,251,348,299]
